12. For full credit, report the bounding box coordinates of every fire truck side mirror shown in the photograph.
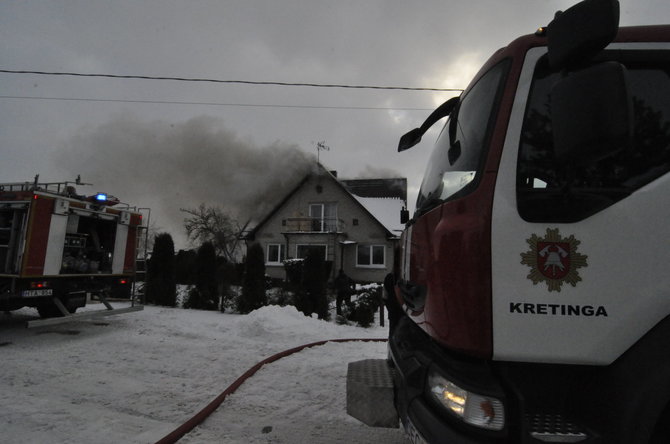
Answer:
[550,61,633,164]
[547,0,630,165]
[398,128,423,152]
[546,0,619,69]
[400,207,410,224]
[398,97,459,152]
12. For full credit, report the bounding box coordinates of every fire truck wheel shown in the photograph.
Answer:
[36,297,77,319]
[651,402,670,443]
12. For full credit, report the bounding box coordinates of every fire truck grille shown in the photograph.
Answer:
[525,413,588,443]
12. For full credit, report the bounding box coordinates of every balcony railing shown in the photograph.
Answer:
[284,217,344,233]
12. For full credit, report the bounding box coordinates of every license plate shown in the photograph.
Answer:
[22,289,53,297]
[405,417,428,444]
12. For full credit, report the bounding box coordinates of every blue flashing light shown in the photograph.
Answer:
[95,193,108,201]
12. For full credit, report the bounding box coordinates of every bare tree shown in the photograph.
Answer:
[181,204,249,262]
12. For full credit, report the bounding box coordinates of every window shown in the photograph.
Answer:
[309,203,337,232]
[267,244,285,265]
[517,53,670,222]
[296,244,327,260]
[416,60,510,216]
[357,245,385,268]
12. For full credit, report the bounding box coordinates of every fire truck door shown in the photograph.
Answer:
[490,44,670,366]
[43,212,68,275]
[111,223,128,274]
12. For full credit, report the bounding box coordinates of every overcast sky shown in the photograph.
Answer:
[2,0,668,248]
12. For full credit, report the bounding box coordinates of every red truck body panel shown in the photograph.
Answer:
[22,196,53,277]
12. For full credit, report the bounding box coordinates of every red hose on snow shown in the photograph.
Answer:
[154,338,387,444]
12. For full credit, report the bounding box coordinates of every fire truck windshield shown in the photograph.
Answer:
[415,60,509,216]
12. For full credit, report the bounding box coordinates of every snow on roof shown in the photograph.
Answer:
[353,195,405,234]
[340,178,407,201]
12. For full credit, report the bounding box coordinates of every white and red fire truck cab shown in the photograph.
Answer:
[348,1,670,443]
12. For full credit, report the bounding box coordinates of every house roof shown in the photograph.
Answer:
[340,178,407,201]
[352,195,406,234]
[341,177,406,234]
[246,163,406,239]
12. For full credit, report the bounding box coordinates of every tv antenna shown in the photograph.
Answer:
[316,141,330,165]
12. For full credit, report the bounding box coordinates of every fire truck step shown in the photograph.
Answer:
[346,359,398,428]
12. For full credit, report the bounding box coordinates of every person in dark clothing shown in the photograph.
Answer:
[334,269,353,316]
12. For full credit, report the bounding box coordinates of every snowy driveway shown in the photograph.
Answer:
[1,304,407,443]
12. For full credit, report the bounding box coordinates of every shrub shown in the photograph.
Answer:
[175,249,197,285]
[283,259,307,313]
[302,249,329,320]
[349,290,378,328]
[145,233,177,307]
[283,259,304,292]
[218,260,236,312]
[184,242,219,310]
[237,243,267,313]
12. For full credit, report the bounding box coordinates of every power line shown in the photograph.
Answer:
[0,94,435,111]
[0,69,464,92]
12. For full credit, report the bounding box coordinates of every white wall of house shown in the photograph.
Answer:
[250,172,399,284]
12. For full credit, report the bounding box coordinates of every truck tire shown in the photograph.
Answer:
[650,403,670,443]
[36,297,77,319]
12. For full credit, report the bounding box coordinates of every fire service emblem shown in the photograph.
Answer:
[520,228,588,292]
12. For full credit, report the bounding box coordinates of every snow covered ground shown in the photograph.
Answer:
[0,302,408,443]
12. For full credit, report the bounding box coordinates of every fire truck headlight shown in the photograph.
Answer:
[427,371,505,431]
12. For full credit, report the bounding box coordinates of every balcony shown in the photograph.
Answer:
[283,217,345,233]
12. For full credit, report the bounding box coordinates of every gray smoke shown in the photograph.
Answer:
[54,114,316,247]
[354,165,404,180]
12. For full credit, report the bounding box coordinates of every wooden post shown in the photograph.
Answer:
[378,286,385,327]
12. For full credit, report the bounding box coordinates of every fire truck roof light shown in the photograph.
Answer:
[95,193,108,201]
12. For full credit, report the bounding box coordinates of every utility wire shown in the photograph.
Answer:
[0,95,435,111]
[0,69,464,92]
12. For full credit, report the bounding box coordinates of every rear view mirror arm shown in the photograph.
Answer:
[398,97,459,152]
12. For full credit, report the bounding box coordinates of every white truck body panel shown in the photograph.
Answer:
[112,223,128,274]
[491,44,670,365]
[43,213,68,275]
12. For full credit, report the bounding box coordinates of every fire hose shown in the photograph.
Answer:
[154,337,388,444]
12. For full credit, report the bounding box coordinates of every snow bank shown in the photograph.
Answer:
[235,304,389,346]
[236,305,350,340]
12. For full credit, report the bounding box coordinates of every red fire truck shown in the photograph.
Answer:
[0,177,145,326]
[347,0,670,442]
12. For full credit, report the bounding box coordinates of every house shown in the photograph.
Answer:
[245,164,406,283]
